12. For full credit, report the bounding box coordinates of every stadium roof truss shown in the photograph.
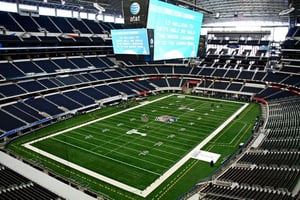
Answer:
[13,0,300,25]
[192,0,291,24]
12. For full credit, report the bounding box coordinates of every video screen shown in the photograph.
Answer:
[111,28,151,55]
[147,0,203,60]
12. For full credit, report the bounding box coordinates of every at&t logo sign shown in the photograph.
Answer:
[130,2,141,22]
[130,2,140,15]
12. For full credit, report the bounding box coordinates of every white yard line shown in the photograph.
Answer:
[23,94,248,197]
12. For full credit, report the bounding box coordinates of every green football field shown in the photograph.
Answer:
[21,94,248,197]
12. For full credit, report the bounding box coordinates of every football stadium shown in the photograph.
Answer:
[0,0,299,200]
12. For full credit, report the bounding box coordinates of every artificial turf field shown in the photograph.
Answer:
[8,93,260,199]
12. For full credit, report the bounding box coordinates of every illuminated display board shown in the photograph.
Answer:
[147,0,203,60]
[111,28,152,55]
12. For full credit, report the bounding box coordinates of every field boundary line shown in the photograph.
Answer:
[22,94,248,197]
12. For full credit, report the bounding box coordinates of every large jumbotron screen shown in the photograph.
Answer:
[113,0,203,61]
[147,0,203,60]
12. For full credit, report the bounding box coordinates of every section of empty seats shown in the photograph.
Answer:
[267,128,300,139]
[109,83,136,96]
[199,68,214,76]
[174,66,191,74]
[68,57,93,69]
[0,35,22,47]
[241,86,263,93]
[265,90,296,100]
[211,69,227,77]
[125,81,148,92]
[2,104,39,124]
[114,68,135,77]
[66,18,92,34]
[33,59,62,73]
[136,80,156,90]
[258,139,300,151]
[238,151,300,167]
[84,57,111,69]
[157,66,173,74]
[90,71,111,81]
[255,87,283,98]
[0,62,25,79]
[95,85,120,97]
[13,61,46,75]
[0,166,30,187]
[198,80,213,88]
[263,73,289,83]
[73,74,92,82]
[218,166,300,192]
[224,69,239,78]
[189,67,202,75]
[98,57,115,67]
[0,165,63,200]
[0,110,26,132]
[148,78,169,88]
[17,80,48,93]
[31,15,61,33]
[48,17,74,33]
[38,36,60,45]
[10,12,40,33]
[168,78,182,87]
[211,81,229,90]
[103,70,124,79]
[79,87,109,100]
[99,21,114,33]
[252,71,267,80]
[63,91,96,106]
[280,66,300,73]
[45,93,83,110]
[89,36,106,45]
[81,19,105,34]
[73,36,92,45]
[52,58,79,69]
[200,183,296,200]
[57,36,75,45]
[227,83,243,91]
[281,75,300,86]
[38,78,61,89]
[55,76,82,86]
[128,67,146,75]
[237,71,254,80]
[21,35,40,46]
[13,102,45,120]
[140,67,159,75]
[0,83,27,98]
[0,11,23,32]
[80,73,98,82]
[24,97,64,116]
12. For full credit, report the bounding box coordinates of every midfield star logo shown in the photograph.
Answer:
[155,115,178,123]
